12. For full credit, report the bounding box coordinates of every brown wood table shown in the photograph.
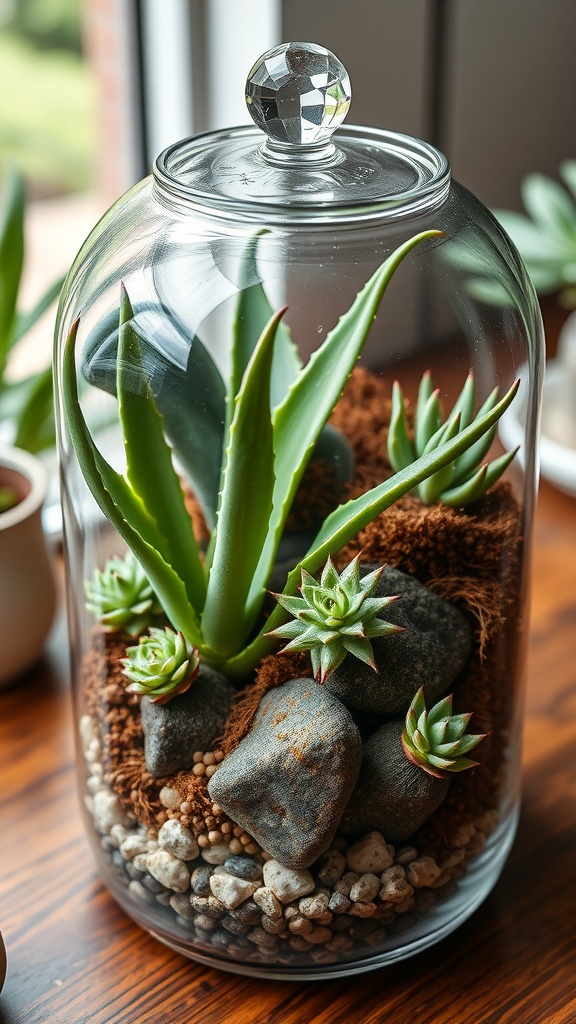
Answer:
[0,476,574,1024]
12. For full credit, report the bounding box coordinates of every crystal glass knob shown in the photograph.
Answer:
[245,41,352,148]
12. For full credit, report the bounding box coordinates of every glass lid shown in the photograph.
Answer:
[153,41,450,221]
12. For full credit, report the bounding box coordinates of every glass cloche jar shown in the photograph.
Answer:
[55,42,543,979]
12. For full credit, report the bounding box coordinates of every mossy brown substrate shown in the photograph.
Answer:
[82,366,523,866]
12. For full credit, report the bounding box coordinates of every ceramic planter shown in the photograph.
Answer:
[0,445,56,687]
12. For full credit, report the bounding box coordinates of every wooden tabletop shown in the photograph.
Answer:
[1,312,575,1023]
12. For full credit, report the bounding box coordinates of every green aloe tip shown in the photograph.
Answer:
[120,625,200,704]
[268,554,404,684]
[388,370,519,507]
[401,687,487,779]
[84,550,162,636]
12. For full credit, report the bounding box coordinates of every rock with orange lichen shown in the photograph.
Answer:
[208,678,362,870]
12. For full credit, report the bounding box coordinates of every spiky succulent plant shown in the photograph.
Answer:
[388,370,518,507]
[120,625,200,703]
[64,230,519,680]
[402,687,486,779]
[85,551,161,636]
[268,555,404,683]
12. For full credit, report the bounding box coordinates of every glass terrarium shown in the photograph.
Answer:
[55,43,543,979]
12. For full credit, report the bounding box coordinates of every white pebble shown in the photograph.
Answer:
[92,790,132,834]
[262,860,315,904]
[253,886,283,919]
[109,824,129,848]
[128,880,154,904]
[120,833,151,860]
[209,872,257,910]
[158,819,199,861]
[159,786,181,810]
[145,850,191,893]
[346,832,394,874]
[79,714,96,752]
[200,843,230,865]
[349,873,380,903]
[86,776,105,795]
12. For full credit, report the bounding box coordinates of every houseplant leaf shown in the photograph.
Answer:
[223,377,519,677]
[244,230,443,629]
[117,285,207,610]
[0,167,24,372]
[201,307,284,657]
[63,317,203,648]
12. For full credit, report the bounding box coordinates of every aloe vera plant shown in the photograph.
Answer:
[388,370,518,507]
[63,229,519,679]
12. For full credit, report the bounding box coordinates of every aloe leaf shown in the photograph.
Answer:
[13,276,64,345]
[0,167,24,371]
[223,378,519,678]
[245,230,444,628]
[13,365,55,453]
[417,415,461,504]
[450,372,475,429]
[63,317,203,648]
[81,301,226,525]
[117,285,207,610]
[444,447,518,507]
[200,308,283,657]
[388,381,413,471]
[452,387,500,481]
[229,233,301,424]
[440,464,488,508]
[415,389,442,456]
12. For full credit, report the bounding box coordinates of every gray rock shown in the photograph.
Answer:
[141,664,234,777]
[207,678,363,869]
[223,855,263,881]
[340,720,449,841]
[325,566,472,714]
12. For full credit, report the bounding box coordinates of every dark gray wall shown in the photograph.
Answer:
[282,0,576,209]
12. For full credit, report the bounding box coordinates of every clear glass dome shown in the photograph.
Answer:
[55,43,543,979]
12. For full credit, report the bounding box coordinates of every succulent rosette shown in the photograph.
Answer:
[85,551,161,636]
[120,626,200,704]
[269,554,404,683]
[402,687,486,779]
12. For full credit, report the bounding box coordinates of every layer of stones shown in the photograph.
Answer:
[81,711,498,967]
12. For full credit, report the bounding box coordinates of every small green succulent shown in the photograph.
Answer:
[402,687,486,779]
[85,551,161,636]
[120,625,200,703]
[268,555,403,683]
[388,370,518,507]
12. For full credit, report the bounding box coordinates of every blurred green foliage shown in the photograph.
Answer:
[0,0,96,195]
[5,0,82,53]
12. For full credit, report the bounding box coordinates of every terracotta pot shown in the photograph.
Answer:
[0,446,57,688]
